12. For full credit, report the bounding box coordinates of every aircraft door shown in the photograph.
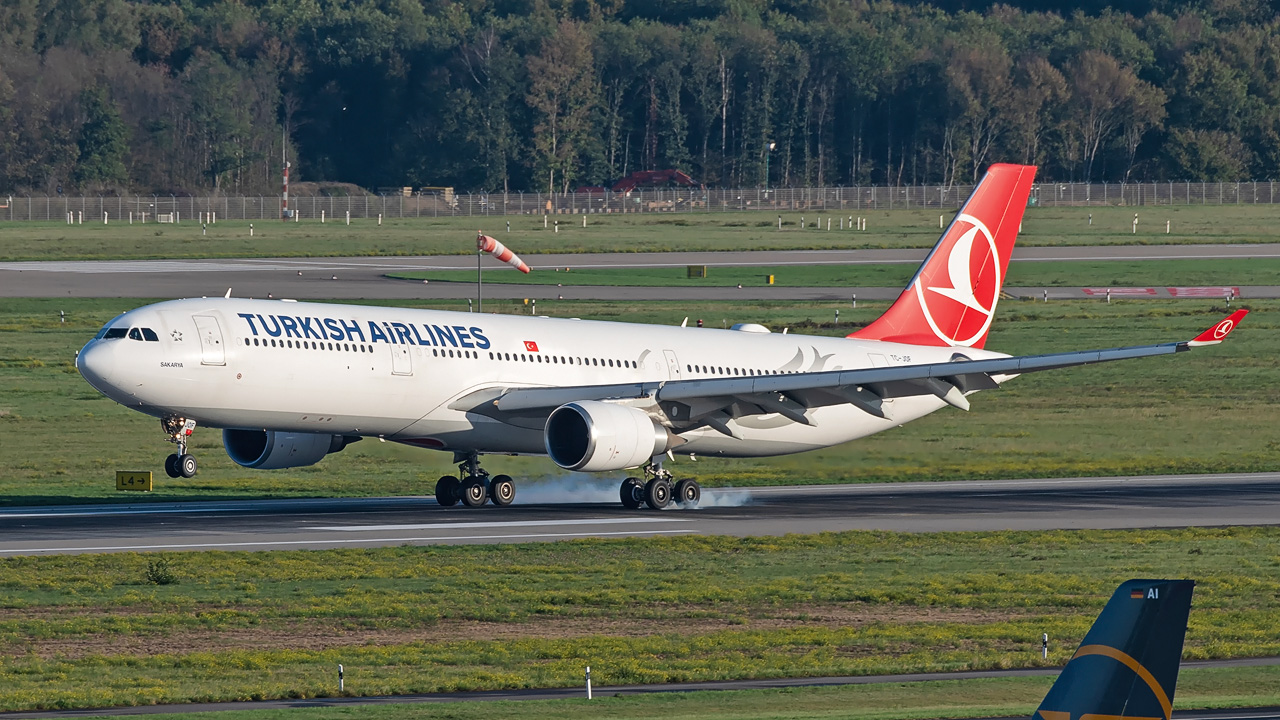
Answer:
[391,344,412,376]
[192,315,225,366]
[663,349,682,380]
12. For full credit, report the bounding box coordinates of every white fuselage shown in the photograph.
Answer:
[77,298,1008,460]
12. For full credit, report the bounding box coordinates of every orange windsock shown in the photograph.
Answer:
[477,232,530,273]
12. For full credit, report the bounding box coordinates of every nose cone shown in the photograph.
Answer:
[77,340,117,393]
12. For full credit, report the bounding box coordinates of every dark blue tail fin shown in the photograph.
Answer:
[1034,579,1194,720]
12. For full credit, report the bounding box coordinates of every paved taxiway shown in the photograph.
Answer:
[2,245,1278,300]
[4,472,1278,556]
[3,663,1278,718]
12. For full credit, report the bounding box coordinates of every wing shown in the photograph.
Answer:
[454,310,1248,436]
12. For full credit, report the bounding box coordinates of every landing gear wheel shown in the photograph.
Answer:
[435,475,460,507]
[620,478,645,509]
[178,454,198,478]
[164,454,181,479]
[674,479,701,507]
[644,478,672,510]
[460,477,488,507]
[489,475,515,506]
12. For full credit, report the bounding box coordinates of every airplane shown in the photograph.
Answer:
[76,164,1247,510]
[1033,578,1194,720]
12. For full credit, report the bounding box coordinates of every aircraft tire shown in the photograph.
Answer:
[620,478,644,509]
[460,477,488,507]
[490,475,515,506]
[675,479,701,507]
[178,454,198,478]
[164,454,182,478]
[435,475,460,507]
[644,478,672,510]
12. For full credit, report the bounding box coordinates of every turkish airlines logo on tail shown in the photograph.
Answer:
[913,213,1001,347]
[1212,318,1235,340]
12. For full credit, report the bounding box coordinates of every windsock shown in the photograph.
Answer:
[477,232,531,273]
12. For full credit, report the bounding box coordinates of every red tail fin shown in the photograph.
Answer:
[849,163,1037,349]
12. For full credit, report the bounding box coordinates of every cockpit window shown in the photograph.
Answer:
[102,328,128,340]
[123,327,160,341]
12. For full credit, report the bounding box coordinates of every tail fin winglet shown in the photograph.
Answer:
[850,163,1037,349]
[1033,579,1194,720]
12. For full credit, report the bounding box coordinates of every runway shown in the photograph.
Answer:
[4,472,1279,557]
[2,245,1278,300]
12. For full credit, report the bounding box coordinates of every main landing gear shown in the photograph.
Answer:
[161,416,199,479]
[435,452,514,508]
[620,460,700,510]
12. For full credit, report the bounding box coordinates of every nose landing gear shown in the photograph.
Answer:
[435,452,515,508]
[161,416,199,478]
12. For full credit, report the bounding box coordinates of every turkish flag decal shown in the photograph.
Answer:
[524,340,539,352]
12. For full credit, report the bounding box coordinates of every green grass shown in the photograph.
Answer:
[2,528,1280,710]
[391,258,1271,288]
[0,297,1275,505]
[46,666,1280,720]
[3,204,1280,260]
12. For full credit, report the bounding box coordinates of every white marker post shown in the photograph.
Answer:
[1166,220,1170,234]
[1042,633,1049,659]
[346,211,350,225]
[585,666,592,700]
[103,212,108,224]
[338,664,344,692]
[582,214,586,228]
[321,210,325,223]
[1132,213,1138,234]
[939,214,944,229]
[249,223,254,237]
[378,214,382,226]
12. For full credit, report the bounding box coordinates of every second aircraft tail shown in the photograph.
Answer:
[1033,579,1195,720]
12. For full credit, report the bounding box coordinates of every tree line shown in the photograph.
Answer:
[2,0,1279,196]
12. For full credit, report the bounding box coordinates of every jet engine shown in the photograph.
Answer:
[544,401,676,472]
[223,429,360,470]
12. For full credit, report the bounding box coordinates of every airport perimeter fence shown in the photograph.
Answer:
[4,180,1280,222]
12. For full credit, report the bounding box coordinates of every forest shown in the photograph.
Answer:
[2,0,1279,195]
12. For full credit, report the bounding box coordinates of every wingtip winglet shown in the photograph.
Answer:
[1186,308,1248,347]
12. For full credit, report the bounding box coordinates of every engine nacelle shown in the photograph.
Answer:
[544,401,674,472]
[223,429,359,470]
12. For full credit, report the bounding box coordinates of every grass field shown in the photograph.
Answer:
[3,204,1280,261]
[391,258,1270,289]
[0,297,1274,505]
[1,527,1278,710]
